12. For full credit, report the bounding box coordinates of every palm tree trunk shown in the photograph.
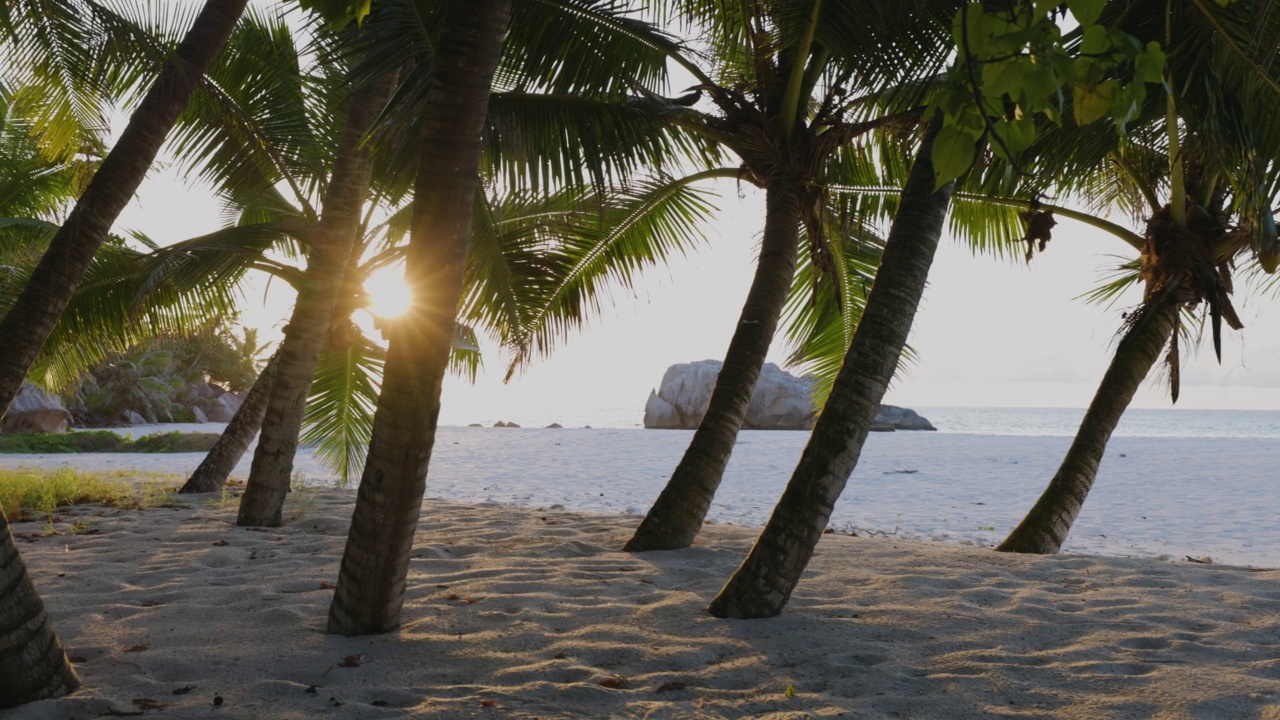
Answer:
[237,70,398,527]
[708,117,953,619]
[0,503,80,708]
[326,0,511,636]
[624,184,802,551]
[0,0,247,417]
[997,299,1179,553]
[178,351,280,494]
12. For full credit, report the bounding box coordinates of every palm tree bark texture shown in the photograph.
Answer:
[997,295,1180,554]
[179,350,281,494]
[624,182,802,551]
[0,503,81,707]
[237,69,399,527]
[708,116,954,619]
[0,0,248,418]
[0,1,246,706]
[326,0,512,636]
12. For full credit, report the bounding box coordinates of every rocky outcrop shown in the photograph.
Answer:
[205,392,244,423]
[1,383,73,434]
[643,360,934,431]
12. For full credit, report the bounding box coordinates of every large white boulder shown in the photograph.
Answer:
[642,360,934,431]
[1,383,72,434]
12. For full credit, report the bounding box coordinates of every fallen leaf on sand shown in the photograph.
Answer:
[447,593,462,601]
[132,698,168,710]
[319,581,335,590]
[598,676,624,689]
[338,654,364,668]
[211,540,229,547]
[479,700,499,707]
[655,681,687,693]
[123,644,150,653]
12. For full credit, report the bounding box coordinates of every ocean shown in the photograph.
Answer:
[918,406,1280,439]
[447,405,1280,440]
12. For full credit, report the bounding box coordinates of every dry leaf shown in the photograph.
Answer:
[447,593,462,601]
[211,540,230,547]
[479,700,499,707]
[319,581,335,590]
[464,597,479,604]
[338,654,364,668]
[123,644,150,653]
[132,698,168,710]
[598,676,624,689]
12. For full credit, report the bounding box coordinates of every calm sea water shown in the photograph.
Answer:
[918,406,1280,439]
[449,405,1280,439]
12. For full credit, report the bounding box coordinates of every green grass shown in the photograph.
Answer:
[0,467,178,521]
[0,430,221,454]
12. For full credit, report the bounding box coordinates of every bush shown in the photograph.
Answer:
[0,431,222,454]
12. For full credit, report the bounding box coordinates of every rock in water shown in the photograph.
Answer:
[642,360,934,431]
[1,383,72,433]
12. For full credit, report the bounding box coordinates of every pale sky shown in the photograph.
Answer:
[114,164,1280,428]
[105,0,1280,426]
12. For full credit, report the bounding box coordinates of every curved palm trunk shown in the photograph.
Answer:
[997,299,1179,553]
[0,0,247,417]
[0,503,80,707]
[0,3,243,706]
[237,70,398,527]
[624,185,802,551]
[708,117,952,619]
[178,351,280,494]
[326,0,511,636]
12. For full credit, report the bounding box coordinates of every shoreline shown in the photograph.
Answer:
[3,426,1277,569]
[7,491,1280,719]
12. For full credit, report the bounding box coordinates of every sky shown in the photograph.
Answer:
[106,0,1280,427]
[114,163,1280,429]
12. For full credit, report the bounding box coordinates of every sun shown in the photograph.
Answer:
[364,264,414,318]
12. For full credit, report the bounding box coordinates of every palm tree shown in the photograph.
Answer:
[326,0,512,636]
[515,0,952,553]
[0,507,80,707]
[0,0,247,417]
[235,63,400,527]
[708,115,955,618]
[0,1,245,701]
[997,0,1280,553]
[708,0,1280,617]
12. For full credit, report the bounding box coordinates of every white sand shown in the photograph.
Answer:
[3,428,1280,717]
[7,425,1280,567]
[6,489,1280,719]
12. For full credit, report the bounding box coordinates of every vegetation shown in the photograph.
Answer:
[2,0,1280,707]
[0,467,173,522]
[0,431,221,454]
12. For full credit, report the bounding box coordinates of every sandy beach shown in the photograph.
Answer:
[4,426,1280,717]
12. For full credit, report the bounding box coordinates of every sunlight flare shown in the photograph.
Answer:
[364,264,413,318]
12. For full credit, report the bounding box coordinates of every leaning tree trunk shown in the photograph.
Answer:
[237,69,399,527]
[178,351,281,494]
[0,503,80,707]
[0,0,247,417]
[0,2,244,707]
[708,117,953,619]
[624,184,802,552]
[326,0,511,636]
[997,298,1180,553]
